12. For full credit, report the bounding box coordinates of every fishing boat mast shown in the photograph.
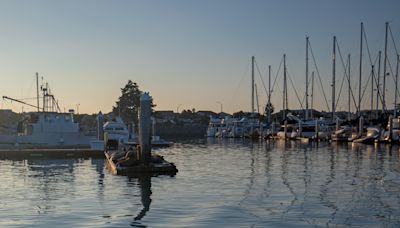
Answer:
[36,72,40,112]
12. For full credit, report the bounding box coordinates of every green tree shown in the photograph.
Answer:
[112,80,154,131]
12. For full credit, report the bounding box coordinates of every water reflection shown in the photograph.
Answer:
[1,141,399,227]
[128,174,152,227]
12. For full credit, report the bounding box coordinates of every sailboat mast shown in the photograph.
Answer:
[376,51,381,115]
[371,65,375,114]
[251,56,255,114]
[383,22,388,112]
[255,84,260,114]
[305,36,309,120]
[311,71,314,119]
[395,54,399,117]
[283,54,287,119]
[332,36,336,120]
[268,65,271,123]
[348,54,351,121]
[36,72,40,112]
[358,22,363,115]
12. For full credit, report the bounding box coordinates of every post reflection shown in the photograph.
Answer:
[129,174,152,224]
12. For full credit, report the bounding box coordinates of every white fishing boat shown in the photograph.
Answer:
[0,74,94,149]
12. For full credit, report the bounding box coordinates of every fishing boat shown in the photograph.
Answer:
[0,74,94,149]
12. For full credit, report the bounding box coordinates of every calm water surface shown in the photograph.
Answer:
[1,139,400,227]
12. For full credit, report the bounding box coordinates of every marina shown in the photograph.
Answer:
[0,1,399,227]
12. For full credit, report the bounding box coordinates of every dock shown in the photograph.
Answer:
[0,148,104,159]
[104,151,178,176]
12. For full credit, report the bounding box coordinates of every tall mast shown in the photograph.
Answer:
[371,65,375,115]
[251,56,255,114]
[395,54,399,117]
[305,36,309,120]
[268,65,271,123]
[358,22,363,115]
[377,51,381,114]
[332,36,336,120]
[283,54,287,119]
[255,84,260,114]
[383,22,388,112]
[348,54,351,121]
[311,71,314,119]
[36,72,40,112]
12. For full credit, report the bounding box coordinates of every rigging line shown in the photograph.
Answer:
[386,55,400,98]
[359,54,379,108]
[231,59,252,110]
[389,25,399,55]
[308,41,330,111]
[286,67,304,109]
[271,56,284,98]
[362,25,376,67]
[300,76,313,106]
[335,59,349,109]
[15,97,43,101]
[254,59,268,95]
[335,40,358,111]
[360,69,373,103]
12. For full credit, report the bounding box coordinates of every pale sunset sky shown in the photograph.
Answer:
[0,0,399,114]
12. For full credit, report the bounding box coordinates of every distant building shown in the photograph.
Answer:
[218,112,232,118]
[154,110,175,120]
[196,110,217,118]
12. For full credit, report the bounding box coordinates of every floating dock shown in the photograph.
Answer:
[105,151,178,176]
[0,148,104,159]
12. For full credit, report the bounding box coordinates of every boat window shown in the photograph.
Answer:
[115,127,124,130]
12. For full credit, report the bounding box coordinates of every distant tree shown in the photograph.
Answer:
[112,80,155,131]
[233,111,245,118]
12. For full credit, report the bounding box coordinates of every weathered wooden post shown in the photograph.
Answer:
[139,92,152,164]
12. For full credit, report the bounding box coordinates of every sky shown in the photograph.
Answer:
[0,0,399,114]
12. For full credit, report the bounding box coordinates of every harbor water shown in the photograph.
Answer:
[1,139,400,227]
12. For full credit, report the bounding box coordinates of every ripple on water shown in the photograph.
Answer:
[0,140,400,227]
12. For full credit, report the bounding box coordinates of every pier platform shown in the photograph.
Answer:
[105,151,178,176]
[0,148,104,159]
